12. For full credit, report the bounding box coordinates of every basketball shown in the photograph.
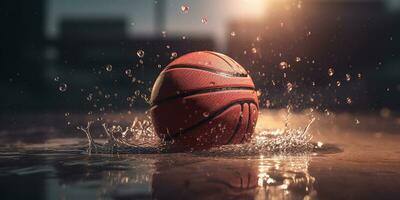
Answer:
[150,51,258,150]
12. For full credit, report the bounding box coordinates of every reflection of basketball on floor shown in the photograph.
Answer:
[150,51,259,150]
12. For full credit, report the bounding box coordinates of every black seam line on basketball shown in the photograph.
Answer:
[226,103,243,145]
[150,87,256,107]
[163,100,257,141]
[226,56,242,69]
[165,64,248,77]
[204,51,236,71]
[241,103,252,143]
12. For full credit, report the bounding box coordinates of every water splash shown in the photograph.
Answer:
[77,116,161,154]
[205,117,315,156]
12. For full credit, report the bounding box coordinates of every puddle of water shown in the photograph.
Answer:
[2,111,400,200]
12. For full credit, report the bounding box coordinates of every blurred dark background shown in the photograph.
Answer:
[1,0,399,114]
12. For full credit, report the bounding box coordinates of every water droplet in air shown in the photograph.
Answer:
[265,100,271,108]
[105,64,113,71]
[105,94,111,99]
[297,1,302,8]
[161,30,167,37]
[251,47,257,54]
[345,74,351,81]
[181,4,189,13]
[280,61,288,69]
[328,68,334,76]
[125,69,133,77]
[355,118,360,124]
[134,90,140,96]
[336,81,341,87]
[201,16,208,24]
[357,73,362,79]
[295,57,301,62]
[54,76,60,82]
[64,112,70,117]
[202,112,210,117]
[171,52,178,58]
[317,141,324,148]
[59,83,67,92]
[346,97,352,104]
[136,50,144,58]
[230,31,236,37]
[287,82,293,92]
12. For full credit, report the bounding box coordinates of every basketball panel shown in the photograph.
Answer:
[150,68,255,104]
[151,90,257,139]
[170,104,242,150]
[166,51,243,75]
[229,103,250,144]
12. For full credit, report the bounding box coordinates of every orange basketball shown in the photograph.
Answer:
[150,51,259,150]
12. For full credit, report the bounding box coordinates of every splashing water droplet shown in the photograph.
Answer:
[317,141,324,148]
[251,47,257,54]
[161,30,167,37]
[86,93,93,101]
[357,73,362,79]
[297,1,302,8]
[105,64,113,72]
[171,52,178,59]
[202,112,210,117]
[54,76,60,82]
[287,82,293,92]
[125,69,133,77]
[345,74,351,81]
[295,57,301,62]
[265,99,271,108]
[328,68,334,76]
[59,83,67,92]
[280,61,288,69]
[346,97,352,104]
[355,118,360,124]
[136,50,144,58]
[336,81,341,87]
[230,31,236,37]
[181,4,189,13]
[201,16,208,24]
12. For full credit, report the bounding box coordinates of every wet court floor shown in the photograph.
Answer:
[0,110,400,200]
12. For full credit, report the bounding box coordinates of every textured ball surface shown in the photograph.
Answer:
[150,51,258,150]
